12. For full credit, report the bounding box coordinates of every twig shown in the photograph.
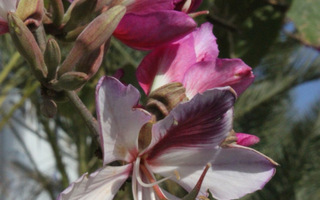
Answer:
[65,90,101,145]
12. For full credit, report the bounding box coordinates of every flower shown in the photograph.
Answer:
[58,76,276,200]
[0,0,18,35]
[136,22,255,98]
[113,0,199,50]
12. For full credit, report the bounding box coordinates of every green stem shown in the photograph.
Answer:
[65,90,100,144]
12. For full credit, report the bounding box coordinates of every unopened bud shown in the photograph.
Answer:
[41,98,57,118]
[146,82,188,121]
[8,12,48,83]
[50,0,65,26]
[63,0,98,32]
[16,0,44,30]
[53,71,88,91]
[44,38,61,81]
[75,42,106,79]
[58,5,126,76]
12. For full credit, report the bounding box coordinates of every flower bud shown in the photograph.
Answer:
[8,12,48,83]
[41,98,57,118]
[44,38,61,81]
[15,0,44,30]
[75,42,106,79]
[53,71,88,91]
[50,0,65,26]
[62,0,98,32]
[58,5,126,76]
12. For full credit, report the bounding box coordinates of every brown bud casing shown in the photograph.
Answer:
[146,82,189,121]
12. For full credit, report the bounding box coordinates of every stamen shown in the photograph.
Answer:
[174,170,181,180]
[135,157,173,188]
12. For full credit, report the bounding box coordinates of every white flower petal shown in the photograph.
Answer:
[57,165,132,200]
[154,145,276,200]
[0,0,18,19]
[96,76,151,164]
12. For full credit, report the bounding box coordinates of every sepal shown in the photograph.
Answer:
[53,71,88,91]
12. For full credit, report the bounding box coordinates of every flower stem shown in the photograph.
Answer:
[65,90,100,145]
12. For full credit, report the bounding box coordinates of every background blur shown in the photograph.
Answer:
[0,0,319,199]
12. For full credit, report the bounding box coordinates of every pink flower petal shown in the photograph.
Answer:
[57,165,132,200]
[192,22,219,62]
[183,58,254,98]
[236,133,260,146]
[152,145,277,200]
[96,76,152,165]
[125,0,176,14]
[113,10,196,50]
[136,35,196,94]
[143,87,236,161]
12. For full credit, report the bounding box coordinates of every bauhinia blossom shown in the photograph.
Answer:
[136,22,255,98]
[137,22,257,146]
[58,76,277,200]
[0,0,18,35]
[113,0,200,50]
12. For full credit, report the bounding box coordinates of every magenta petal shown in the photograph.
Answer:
[113,10,196,50]
[215,58,255,95]
[0,21,8,35]
[183,58,254,98]
[95,76,152,165]
[236,133,260,146]
[126,0,175,14]
[192,22,219,62]
[144,87,236,160]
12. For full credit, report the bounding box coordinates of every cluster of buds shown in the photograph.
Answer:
[6,0,126,117]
